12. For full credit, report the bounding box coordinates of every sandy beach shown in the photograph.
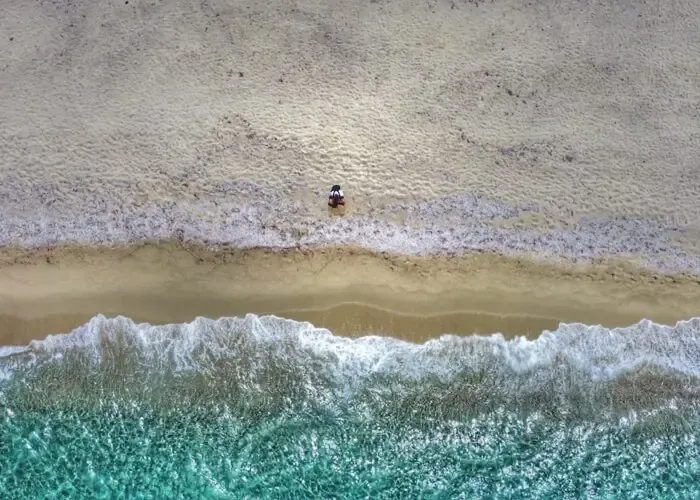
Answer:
[1,0,699,342]
[1,0,699,267]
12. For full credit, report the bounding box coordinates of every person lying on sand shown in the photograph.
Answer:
[328,185,345,208]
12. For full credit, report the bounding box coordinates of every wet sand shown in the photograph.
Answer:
[1,242,698,345]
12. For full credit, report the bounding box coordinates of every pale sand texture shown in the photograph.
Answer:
[1,243,699,345]
[1,0,699,261]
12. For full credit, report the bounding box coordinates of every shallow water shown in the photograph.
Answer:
[2,314,700,498]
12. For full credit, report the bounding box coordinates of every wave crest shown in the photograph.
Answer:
[2,314,700,419]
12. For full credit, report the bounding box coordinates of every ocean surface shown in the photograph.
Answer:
[2,313,700,498]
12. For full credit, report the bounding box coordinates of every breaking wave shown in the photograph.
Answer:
[2,314,700,497]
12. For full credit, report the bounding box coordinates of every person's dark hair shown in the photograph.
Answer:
[331,184,341,192]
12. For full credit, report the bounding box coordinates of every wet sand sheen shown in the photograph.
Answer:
[1,241,699,345]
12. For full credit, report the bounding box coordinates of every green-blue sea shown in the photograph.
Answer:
[2,314,700,498]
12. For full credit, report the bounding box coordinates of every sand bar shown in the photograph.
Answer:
[1,242,698,346]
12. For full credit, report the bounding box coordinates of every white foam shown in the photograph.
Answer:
[2,313,699,422]
[15,313,700,386]
[0,346,29,382]
[0,346,27,358]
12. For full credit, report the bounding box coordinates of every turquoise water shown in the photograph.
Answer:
[2,314,700,498]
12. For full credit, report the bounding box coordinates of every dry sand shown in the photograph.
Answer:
[1,0,699,251]
[1,242,699,345]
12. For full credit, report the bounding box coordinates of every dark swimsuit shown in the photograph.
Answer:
[329,185,343,207]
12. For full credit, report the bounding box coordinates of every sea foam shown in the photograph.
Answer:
[3,314,700,419]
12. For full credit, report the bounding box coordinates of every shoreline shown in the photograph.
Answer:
[1,240,699,346]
